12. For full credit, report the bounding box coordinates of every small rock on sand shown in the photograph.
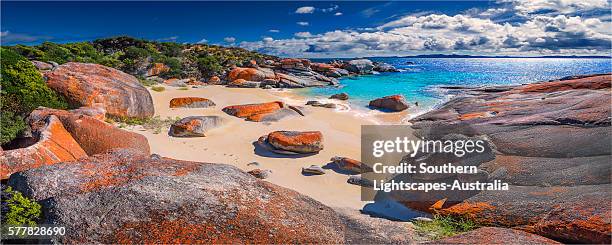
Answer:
[302,165,326,175]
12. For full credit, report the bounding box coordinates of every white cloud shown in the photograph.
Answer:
[262,37,274,43]
[197,38,208,44]
[297,22,309,26]
[295,6,315,14]
[269,29,280,33]
[224,37,236,43]
[242,0,611,57]
[334,12,343,16]
[0,30,53,44]
[294,32,313,38]
[322,5,339,13]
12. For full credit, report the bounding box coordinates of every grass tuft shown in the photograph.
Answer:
[151,86,165,92]
[413,215,478,240]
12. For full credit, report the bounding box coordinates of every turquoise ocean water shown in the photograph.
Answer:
[301,58,611,113]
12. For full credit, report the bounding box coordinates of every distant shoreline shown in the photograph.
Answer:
[309,54,612,60]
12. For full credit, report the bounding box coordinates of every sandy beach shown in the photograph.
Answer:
[125,85,411,209]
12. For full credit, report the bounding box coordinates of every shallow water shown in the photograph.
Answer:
[302,58,611,113]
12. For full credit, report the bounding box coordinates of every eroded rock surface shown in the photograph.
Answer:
[0,115,87,179]
[169,97,216,108]
[398,74,612,244]
[222,101,304,122]
[29,107,150,156]
[429,227,561,244]
[168,116,222,137]
[7,150,346,244]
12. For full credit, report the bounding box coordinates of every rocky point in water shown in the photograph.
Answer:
[388,74,611,244]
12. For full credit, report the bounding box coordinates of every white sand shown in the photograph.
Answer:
[127,85,410,209]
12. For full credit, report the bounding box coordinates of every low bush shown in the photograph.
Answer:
[151,86,165,92]
[0,48,68,145]
[413,215,478,240]
[1,186,42,226]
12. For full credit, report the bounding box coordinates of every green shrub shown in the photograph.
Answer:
[0,48,68,145]
[1,186,42,226]
[413,215,478,240]
[196,55,222,77]
[151,86,165,92]
[39,42,73,64]
[0,112,26,146]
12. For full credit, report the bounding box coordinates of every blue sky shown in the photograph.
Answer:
[2,1,611,57]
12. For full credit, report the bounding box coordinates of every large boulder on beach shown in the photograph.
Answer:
[430,227,561,244]
[6,149,346,243]
[368,95,409,112]
[222,101,304,122]
[29,107,150,156]
[227,67,276,82]
[345,59,374,74]
[169,97,215,108]
[168,116,223,137]
[259,131,323,154]
[44,62,154,119]
[399,74,612,244]
[0,115,87,179]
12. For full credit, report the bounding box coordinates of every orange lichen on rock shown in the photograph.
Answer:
[439,201,496,219]
[147,63,170,77]
[227,67,276,82]
[0,115,87,179]
[222,101,284,121]
[169,97,215,108]
[511,74,611,93]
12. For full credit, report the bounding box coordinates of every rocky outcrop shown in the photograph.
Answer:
[45,62,154,119]
[330,92,349,100]
[169,97,216,108]
[6,149,346,243]
[373,62,399,72]
[277,73,331,88]
[258,131,323,154]
[146,63,170,77]
[280,58,311,71]
[344,59,374,74]
[368,95,409,112]
[227,67,276,82]
[228,78,260,88]
[29,107,150,156]
[397,74,612,244]
[430,227,561,244]
[222,101,304,122]
[168,116,222,137]
[0,115,87,179]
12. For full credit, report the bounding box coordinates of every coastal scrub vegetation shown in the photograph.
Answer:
[6,36,275,80]
[413,215,478,240]
[0,48,68,145]
[1,186,42,226]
